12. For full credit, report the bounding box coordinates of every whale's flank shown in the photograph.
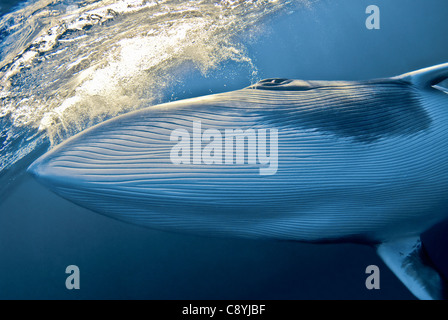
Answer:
[245,80,431,142]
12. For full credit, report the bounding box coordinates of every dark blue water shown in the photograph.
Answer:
[1,0,448,300]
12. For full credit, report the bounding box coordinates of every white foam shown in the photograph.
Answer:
[0,0,308,172]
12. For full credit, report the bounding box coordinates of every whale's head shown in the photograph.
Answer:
[27,104,199,228]
[26,96,279,234]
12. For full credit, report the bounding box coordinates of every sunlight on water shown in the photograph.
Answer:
[0,0,311,173]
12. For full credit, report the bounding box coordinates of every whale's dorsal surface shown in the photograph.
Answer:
[28,63,448,299]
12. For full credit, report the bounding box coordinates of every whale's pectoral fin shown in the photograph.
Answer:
[397,62,448,89]
[377,236,447,300]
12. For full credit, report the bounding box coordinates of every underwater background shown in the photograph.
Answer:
[0,0,447,299]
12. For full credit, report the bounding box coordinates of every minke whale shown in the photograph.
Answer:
[28,63,448,299]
